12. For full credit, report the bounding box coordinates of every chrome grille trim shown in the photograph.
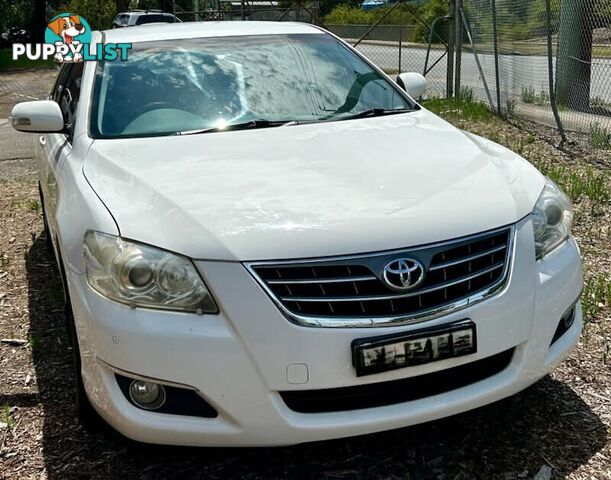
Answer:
[245,225,515,328]
[428,244,507,271]
[279,262,505,303]
[267,275,377,285]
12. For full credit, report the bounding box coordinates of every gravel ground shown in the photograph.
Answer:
[0,69,610,479]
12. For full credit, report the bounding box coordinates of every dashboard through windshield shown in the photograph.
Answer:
[90,33,415,138]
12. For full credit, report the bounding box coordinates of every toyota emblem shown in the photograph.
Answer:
[382,258,425,291]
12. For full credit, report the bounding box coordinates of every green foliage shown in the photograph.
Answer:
[324,0,447,42]
[0,404,13,429]
[520,87,550,106]
[583,274,611,322]
[65,0,117,29]
[423,93,493,122]
[0,49,55,70]
[588,122,611,150]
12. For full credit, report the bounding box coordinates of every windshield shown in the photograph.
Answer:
[90,33,414,138]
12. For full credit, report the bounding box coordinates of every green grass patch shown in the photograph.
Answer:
[520,87,550,106]
[0,48,55,71]
[582,274,611,323]
[0,404,13,429]
[591,96,611,110]
[542,164,610,214]
[0,252,8,269]
[588,122,611,150]
[25,199,41,214]
[423,90,492,122]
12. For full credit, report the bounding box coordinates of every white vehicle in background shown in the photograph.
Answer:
[9,22,582,447]
[111,10,180,28]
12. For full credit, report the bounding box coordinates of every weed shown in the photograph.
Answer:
[505,98,516,117]
[0,404,13,428]
[588,122,611,150]
[25,199,41,214]
[458,86,474,103]
[591,96,611,109]
[28,334,41,350]
[543,164,610,213]
[521,87,536,104]
[423,95,493,122]
[582,274,611,322]
[520,87,550,106]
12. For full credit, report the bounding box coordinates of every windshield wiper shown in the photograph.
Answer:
[175,119,297,136]
[329,108,412,121]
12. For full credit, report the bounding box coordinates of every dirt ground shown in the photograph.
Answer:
[0,69,610,479]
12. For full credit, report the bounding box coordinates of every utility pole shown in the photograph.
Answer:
[556,0,594,111]
[194,0,200,20]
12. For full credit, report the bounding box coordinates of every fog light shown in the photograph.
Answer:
[129,380,166,410]
[563,308,575,329]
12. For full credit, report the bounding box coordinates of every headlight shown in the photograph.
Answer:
[83,231,218,314]
[532,178,573,260]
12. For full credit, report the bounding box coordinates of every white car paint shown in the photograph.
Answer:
[11,21,582,446]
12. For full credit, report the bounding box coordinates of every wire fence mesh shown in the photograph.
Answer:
[460,0,611,139]
[326,24,449,97]
[320,0,611,142]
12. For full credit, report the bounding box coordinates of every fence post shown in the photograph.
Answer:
[447,0,455,98]
[454,0,463,97]
[544,0,568,145]
[398,27,403,73]
[491,0,502,115]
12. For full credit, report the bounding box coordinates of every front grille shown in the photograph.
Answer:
[248,226,513,327]
[280,348,514,413]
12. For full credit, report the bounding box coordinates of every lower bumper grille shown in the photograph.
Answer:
[247,226,514,327]
[280,348,514,413]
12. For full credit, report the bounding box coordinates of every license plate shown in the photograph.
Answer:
[352,321,477,377]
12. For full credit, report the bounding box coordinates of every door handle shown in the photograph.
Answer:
[38,136,46,146]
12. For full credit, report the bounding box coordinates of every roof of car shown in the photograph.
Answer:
[96,21,323,44]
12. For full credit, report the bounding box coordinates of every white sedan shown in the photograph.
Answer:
[10,21,582,447]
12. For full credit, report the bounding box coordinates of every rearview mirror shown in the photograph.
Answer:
[396,72,427,99]
[9,100,64,133]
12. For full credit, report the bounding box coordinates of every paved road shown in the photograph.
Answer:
[356,43,611,106]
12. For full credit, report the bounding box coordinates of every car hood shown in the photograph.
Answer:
[83,109,544,261]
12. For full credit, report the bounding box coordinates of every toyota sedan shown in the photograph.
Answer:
[9,21,583,446]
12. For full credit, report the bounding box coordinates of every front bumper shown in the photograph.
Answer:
[66,219,583,446]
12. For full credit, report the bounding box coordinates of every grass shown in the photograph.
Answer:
[521,87,550,106]
[423,88,492,122]
[588,123,611,150]
[0,404,13,429]
[0,252,8,269]
[582,274,611,323]
[0,48,55,71]
[25,199,41,214]
[591,96,611,110]
[534,163,610,215]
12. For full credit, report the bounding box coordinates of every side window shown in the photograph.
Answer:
[56,62,84,139]
[50,64,71,101]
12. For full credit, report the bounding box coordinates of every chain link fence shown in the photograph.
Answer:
[460,0,611,140]
[321,0,610,143]
[326,24,449,97]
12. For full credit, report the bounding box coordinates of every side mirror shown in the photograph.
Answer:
[396,72,427,99]
[9,100,64,133]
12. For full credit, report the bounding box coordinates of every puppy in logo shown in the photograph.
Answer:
[47,15,86,61]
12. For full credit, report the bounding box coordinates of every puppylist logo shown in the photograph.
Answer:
[13,13,131,63]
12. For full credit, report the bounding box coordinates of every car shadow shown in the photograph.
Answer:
[24,233,606,479]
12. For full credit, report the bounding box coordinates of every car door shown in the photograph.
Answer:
[40,62,84,246]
